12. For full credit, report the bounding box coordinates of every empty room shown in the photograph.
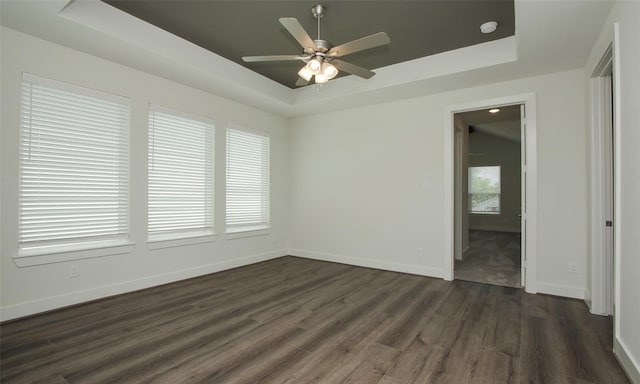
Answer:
[1,1,639,383]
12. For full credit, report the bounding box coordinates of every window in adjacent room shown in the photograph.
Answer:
[148,106,214,242]
[225,127,270,234]
[468,165,501,214]
[18,74,130,256]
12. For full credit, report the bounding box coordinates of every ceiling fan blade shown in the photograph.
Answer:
[331,60,376,79]
[279,18,318,54]
[295,77,310,87]
[327,32,390,58]
[243,55,306,62]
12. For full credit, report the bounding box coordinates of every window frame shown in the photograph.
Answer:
[15,73,133,266]
[146,105,216,249]
[468,165,502,215]
[225,125,271,237]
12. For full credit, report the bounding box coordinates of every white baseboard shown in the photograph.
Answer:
[536,282,586,300]
[614,337,640,384]
[584,288,594,313]
[289,249,444,279]
[0,249,287,322]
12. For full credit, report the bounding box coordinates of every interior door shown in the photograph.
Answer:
[604,74,614,315]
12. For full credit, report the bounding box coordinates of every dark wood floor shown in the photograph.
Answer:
[0,256,629,384]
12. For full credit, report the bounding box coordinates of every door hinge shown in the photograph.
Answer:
[605,220,613,227]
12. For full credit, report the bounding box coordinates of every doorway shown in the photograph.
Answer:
[453,105,524,288]
[443,93,537,294]
[589,45,615,316]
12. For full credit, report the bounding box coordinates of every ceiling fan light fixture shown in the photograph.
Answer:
[322,62,339,79]
[307,57,323,74]
[315,72,329,84]
[298,65,313,81]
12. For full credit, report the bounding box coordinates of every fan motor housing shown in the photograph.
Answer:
[313,39,332,53]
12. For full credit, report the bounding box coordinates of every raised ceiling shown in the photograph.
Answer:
[102,1,515,89]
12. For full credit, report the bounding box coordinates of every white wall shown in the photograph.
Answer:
[586,1,640,381]
[289,68,588,299]
[0,27,289,321]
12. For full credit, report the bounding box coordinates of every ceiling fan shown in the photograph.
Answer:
[242,4,390,87]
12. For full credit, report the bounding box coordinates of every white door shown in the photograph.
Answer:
[603,74,614,315]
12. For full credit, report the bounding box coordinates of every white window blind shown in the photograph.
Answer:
[148,107,214,240]
[18,74,130,254]
[226,127,270,233]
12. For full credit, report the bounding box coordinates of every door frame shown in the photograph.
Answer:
[589,43,617,316]
[443,93,538,294]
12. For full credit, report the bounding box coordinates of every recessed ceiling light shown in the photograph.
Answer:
[480,21,498,34]
[489,108,500,113]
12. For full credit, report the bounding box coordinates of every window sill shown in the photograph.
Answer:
[14,241,135,267]
[147,233,216,250]
[225,228,271,240]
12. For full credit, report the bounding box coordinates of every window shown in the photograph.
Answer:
[18,74,130,255]
[469,166,501,214]
[226,127,270,233]
[148,107,214,241]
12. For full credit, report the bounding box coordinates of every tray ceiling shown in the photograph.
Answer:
[102,1,515,89]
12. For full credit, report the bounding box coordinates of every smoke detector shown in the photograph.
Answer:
[480,21,498,34]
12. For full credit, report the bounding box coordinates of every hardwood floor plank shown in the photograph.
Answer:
[189,327,309,384]
[520,315,572,384]
[482,286,522,357]
[376,289,444,350]
[428,286,492,383]
[30,374,70,384]
[471,349,518,383]
[376,376,406,384]
[0,257,629,384]
[385,341,446,383]
[251,268,379,325]
[274,314,393,384]
[333,343,400,384]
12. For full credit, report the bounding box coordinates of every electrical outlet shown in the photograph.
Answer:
[415,247,423,257]
[568,262,578,274]
[69,265,80,278]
